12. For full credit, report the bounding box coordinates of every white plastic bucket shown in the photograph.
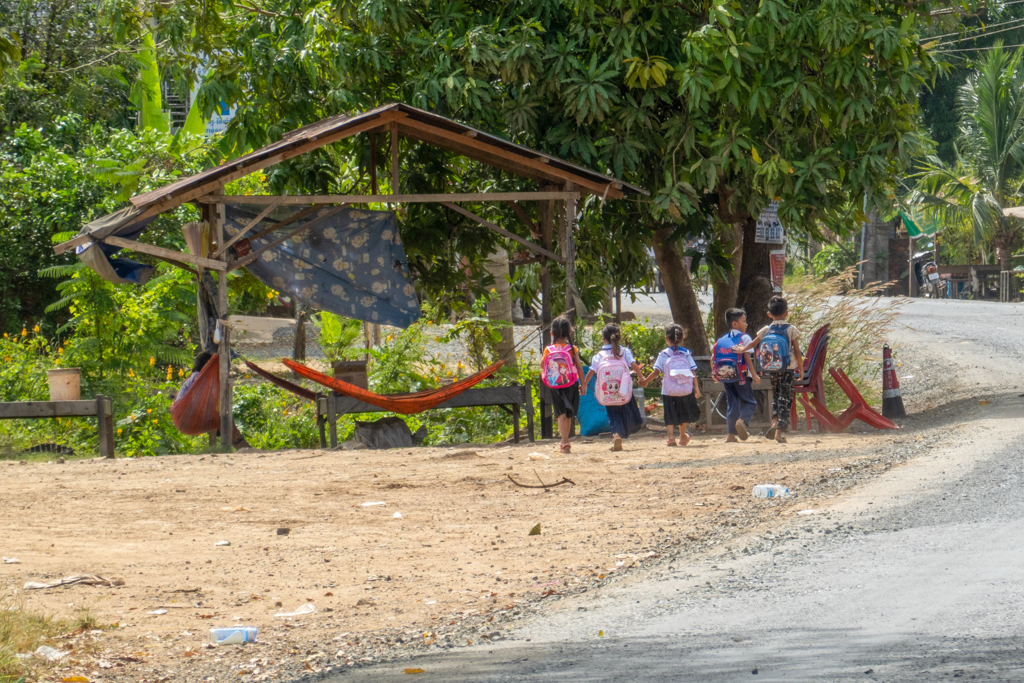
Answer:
[47,368,81,401]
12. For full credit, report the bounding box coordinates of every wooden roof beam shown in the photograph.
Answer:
[396,118,623,199]
[195,191,579,204]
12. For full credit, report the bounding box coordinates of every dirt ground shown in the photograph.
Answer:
[0,424,923,683]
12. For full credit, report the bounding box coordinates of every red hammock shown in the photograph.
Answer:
[244,359,318,401]
[170,354,220,435]
[281,358,504,415]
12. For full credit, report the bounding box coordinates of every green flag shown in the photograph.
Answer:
[899,210,938,238]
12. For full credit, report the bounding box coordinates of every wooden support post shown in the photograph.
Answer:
[96,395,114,458]
[316,394,327,449]
[212,196,233,451]
[513,402,521,444]
[369,131,378,195]
[328,391,338,447]
[539,187,554,440]
[390,123,399,194]
[373,323,381,346]
[563,181,578,322]
[524,382,535,442]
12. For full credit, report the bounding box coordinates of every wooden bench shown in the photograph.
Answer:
[688,356,773,433]
[316,385,535,447]
[0,396,115,457]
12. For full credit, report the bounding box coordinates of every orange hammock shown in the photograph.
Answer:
[281,358,504,415]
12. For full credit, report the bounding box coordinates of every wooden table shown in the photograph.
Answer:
[0,396,115,457]
[316,385,535,447]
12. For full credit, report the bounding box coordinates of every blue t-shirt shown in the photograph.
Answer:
[653,346,698,396]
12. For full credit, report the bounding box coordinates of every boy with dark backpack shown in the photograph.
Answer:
[735,296,804,443]
[712,308,761,442]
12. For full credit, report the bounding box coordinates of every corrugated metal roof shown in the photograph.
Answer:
[129,103,645,212]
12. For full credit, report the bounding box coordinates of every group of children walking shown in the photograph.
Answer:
[540,296,803,451]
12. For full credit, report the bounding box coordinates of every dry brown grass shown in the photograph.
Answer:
[785,268,904,411]
[0,595,73,683]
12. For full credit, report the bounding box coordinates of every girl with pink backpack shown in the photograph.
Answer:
[583,324,645,451]
[638,324,701,446]
[540,316,586,453]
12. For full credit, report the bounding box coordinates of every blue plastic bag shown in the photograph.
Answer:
[577,365,610,436]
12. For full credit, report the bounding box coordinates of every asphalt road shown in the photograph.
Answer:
[328,299,1024,682]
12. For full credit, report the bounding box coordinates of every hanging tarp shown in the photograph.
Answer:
[899,210,938,239]
[224,205,421,328]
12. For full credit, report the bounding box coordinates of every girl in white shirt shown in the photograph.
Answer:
[583,324,645,451]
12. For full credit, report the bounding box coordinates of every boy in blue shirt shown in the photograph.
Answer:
[714,308,761,442]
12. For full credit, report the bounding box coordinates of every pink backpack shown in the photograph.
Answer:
[662,349,695,396]
[593,351,632,406]
[541,345,579,389]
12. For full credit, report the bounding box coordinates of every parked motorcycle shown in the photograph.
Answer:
[911,251,942,298]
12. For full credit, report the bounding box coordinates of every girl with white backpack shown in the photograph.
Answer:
[540,316,586,453]
[638,324,701,446]
[583,324,645,451]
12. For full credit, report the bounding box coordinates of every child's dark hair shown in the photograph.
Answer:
[725,308,746,326]
[551,316,574,348]
[665,323,685,349]
[768,296,788,317]
[191,350,214,373]
[601,323,623,358]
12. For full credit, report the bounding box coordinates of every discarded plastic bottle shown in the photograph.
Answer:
[752,484,789,498]
[209,627,258,645]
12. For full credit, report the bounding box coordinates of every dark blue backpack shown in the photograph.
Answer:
[757,323,791,373]
[712,333,746,384]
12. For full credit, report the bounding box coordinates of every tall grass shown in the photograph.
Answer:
[785,268,904,411]
[0,595,71,683]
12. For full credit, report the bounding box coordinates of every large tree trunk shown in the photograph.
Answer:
[652,226,709,355]
[736,215,774,334]
[711,220,744,338]
[484,247,517,371]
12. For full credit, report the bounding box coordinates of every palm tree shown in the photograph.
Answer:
[912,44,1024,270]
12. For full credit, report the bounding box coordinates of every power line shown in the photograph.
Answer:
[935,41,1024,53]
[928,13,1024,42]
[934,19,1024,46]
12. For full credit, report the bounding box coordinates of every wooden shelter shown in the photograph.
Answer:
[54,102,646,449]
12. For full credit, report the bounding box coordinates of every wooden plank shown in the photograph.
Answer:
[330,386,528,415]
[397,117,622,198]
[441,202,565,263]
[53,233,91,255]
[228,204,349,272]
[243,205,321,245]
[212,197,285,258]
[506,201,538,237]
[197,191,578,205]
[102,235,226,271]
[0,401,101,419]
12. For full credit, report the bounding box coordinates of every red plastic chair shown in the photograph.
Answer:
[788,324,842,432]
[828,367,899,430]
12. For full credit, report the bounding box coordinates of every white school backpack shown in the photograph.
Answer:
[593,350,632,406]
[662,349,695,396]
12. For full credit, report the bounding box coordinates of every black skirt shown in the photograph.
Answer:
[606,397,644,437]
[550,384,580,419]
[663,393,701,426]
